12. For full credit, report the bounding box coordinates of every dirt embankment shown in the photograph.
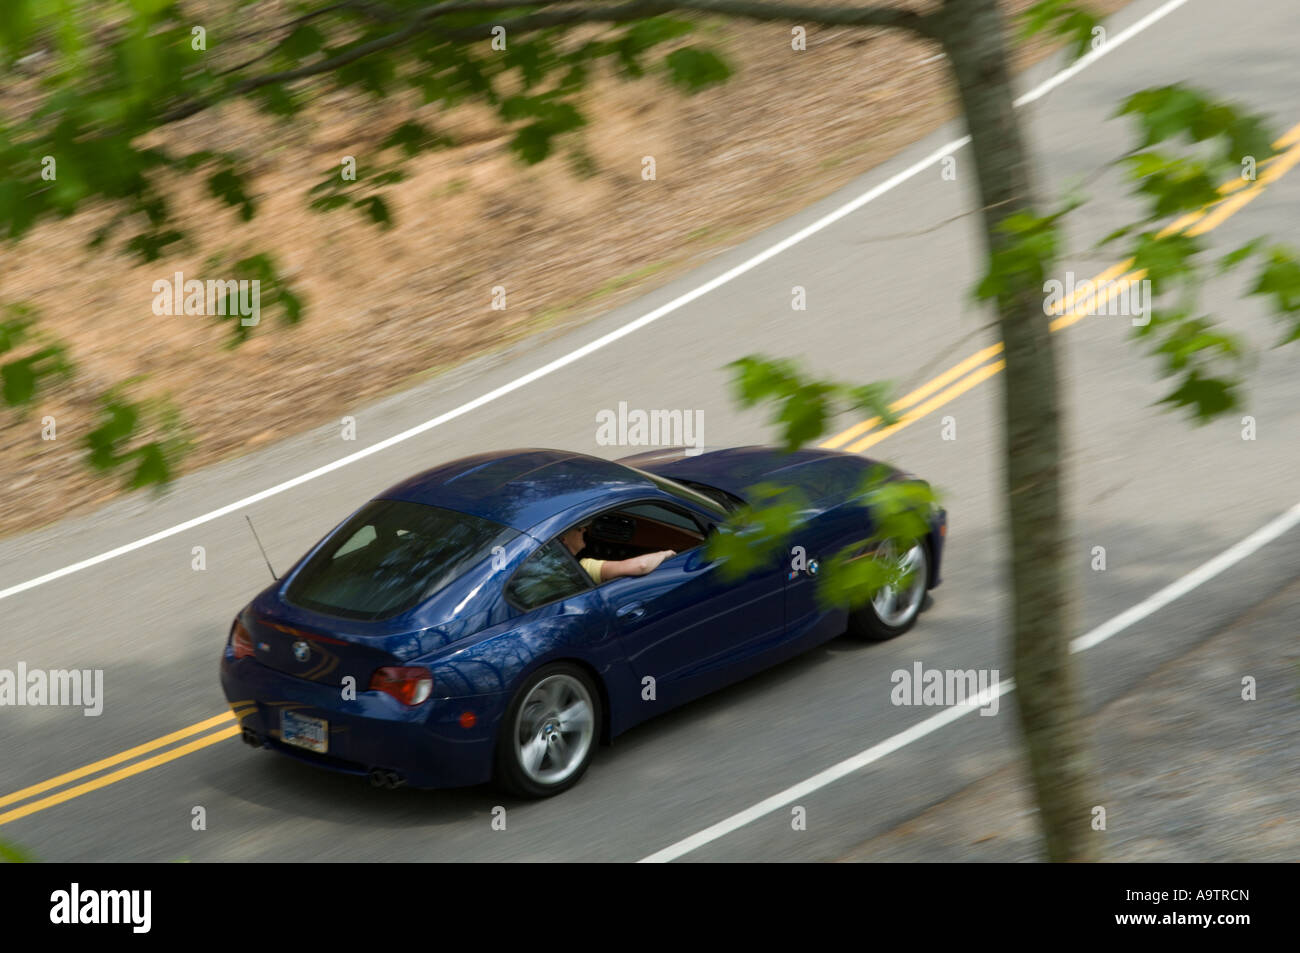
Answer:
[0,1,1129,538]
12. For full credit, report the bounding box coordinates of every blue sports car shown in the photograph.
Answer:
[220,447,946,797]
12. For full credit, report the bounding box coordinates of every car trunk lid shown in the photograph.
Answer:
[245,611,405,687]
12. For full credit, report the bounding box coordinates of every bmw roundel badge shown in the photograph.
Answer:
[292,640,311,662]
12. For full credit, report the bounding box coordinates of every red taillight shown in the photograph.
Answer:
[231,620,255,660]
[369,666,433,706]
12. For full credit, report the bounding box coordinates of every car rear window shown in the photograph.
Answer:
[285,500,518,621]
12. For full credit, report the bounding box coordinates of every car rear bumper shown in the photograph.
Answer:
[220,649,507,789]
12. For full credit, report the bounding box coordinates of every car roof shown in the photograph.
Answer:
[375,449,659,533]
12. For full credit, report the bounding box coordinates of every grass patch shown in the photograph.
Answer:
[590,260,672,301]
[432,178,469,199]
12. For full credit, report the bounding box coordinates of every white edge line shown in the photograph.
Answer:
[639,500,1300,862]
[0,0,1192,604]
[1069,500,1300,653]
[1013,0,1190,108]
[0,135,969,604]
[638,679,1016,863]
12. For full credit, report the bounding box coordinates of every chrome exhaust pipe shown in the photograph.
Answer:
[369,768,405,789]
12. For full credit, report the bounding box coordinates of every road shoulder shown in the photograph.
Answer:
[838,577,1300,862]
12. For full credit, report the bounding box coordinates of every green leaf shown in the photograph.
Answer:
[557,62,588,93]
[975,209,1062,303]
[502,37,554,90]
[1099,224,1135,247]
[0,839,35,863]
[729,356,796,407]
[335,35,397,95]
[1117,85,1209,148]
[775,381,834,451]
[252,83,299,117]
[811,470,940,612]
[1130,231,1199,297]
[500,94,549,121]
[128,0,173,15]
[614,36,645,78]
[1157,370,1238,422]
[1122,152,1221,218]
[664,47,732,93]
[309,194,351,213]
[128,442,171,489]
[207,167,256,221]
[233,253,275,283]
[381,121,449,157]
[0,0,35,58]
[1,359,37,405]
[449,56,493,101]
[509,124,553,164]
[1116,86,1276,188]
[1018,1,1101,62]
[845,382,899,427]
[1,343,72,406]
[1224,115,1275,169]
[728,356,898,449]
[542,101,586,134]
[705,482,810,580]
[1250,245,1300,312]
[1218,239,1263,274]
[279,23,326,60]
[626,16,696,50]
[0,310,34,353]
[85,398,140,470]
[125,229,184,263]
[502,98,585,164]
[1276,318,1300,347]
[83,386,189,487]
[278,287,303,325]
[1151,317,1240,372]
[355,195,391,228]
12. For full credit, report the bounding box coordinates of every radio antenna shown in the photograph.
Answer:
[245,515,278,581]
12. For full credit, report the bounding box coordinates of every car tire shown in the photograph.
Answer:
[846,539,930,642]
[495,662,602,799]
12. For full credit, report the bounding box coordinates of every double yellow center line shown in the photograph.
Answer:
[0,713,239,826]
[820,120,1300,454]
[3,122,1299,830]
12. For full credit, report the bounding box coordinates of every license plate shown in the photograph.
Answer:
[281,710,328,753]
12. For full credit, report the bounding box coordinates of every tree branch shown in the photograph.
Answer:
[656,0,934,34]
[158,0,937,126]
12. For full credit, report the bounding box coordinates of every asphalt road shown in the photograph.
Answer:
[1,0,1297,862]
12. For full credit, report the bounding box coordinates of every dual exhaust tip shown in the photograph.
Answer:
[368,768,405,789]
[240,726,404,788]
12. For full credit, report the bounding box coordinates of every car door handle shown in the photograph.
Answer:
[616,602,646,620]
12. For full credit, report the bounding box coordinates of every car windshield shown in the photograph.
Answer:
[285,500,518,620]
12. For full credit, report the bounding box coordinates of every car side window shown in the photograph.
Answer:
[609,501,706,552]
[620,502,706,537]
[505,540,593,612]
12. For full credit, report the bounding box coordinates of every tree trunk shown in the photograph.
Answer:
[937,0,1096,861]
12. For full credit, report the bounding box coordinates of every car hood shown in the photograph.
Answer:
[619,445,894,507]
